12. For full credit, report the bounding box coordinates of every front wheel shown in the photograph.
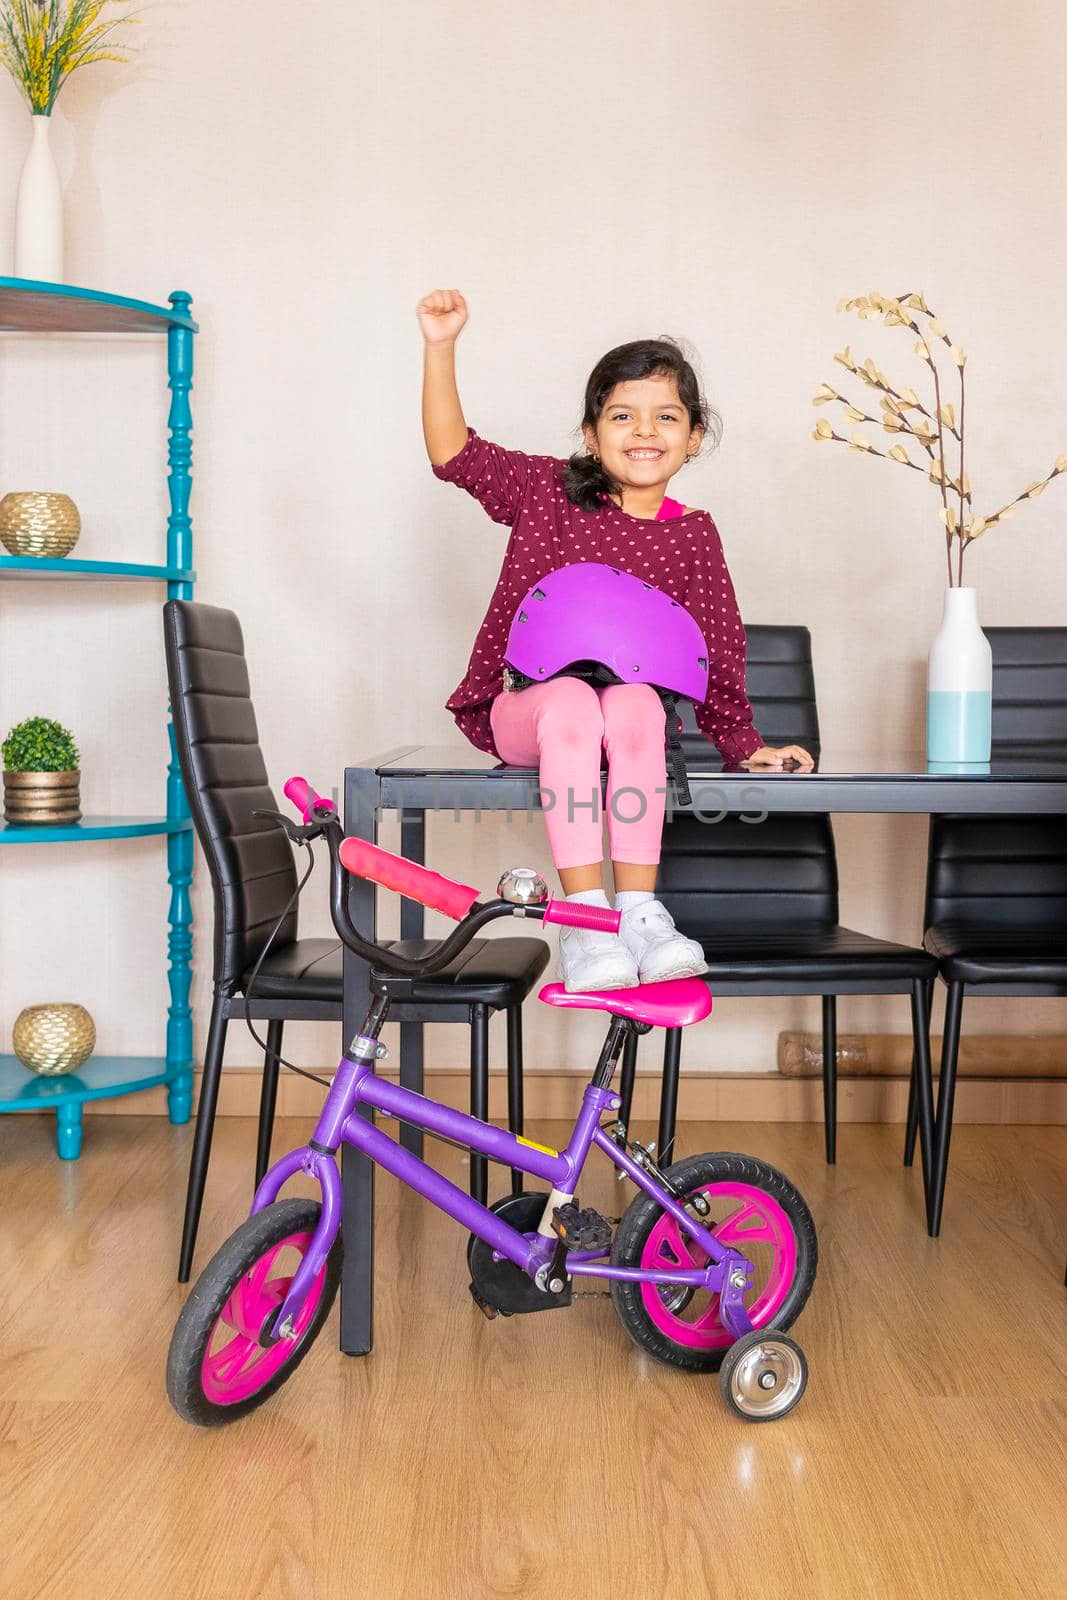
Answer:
[610,1151,817,1373]
[166,1198,341,1426]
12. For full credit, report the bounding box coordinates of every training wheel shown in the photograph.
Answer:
[718,1330,808,1422]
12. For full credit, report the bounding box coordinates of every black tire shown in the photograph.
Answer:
[610,1151,817,1373]
[719,1331,809,1422]
[166,1199,341,1427]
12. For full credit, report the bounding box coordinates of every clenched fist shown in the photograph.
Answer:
[416,288,468,346]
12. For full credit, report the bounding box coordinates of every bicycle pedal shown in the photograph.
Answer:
[468,1282,505,1320]
[551,1203,613,1254]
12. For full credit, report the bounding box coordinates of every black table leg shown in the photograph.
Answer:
[340,765,382,1357]
[398,807,426,1159]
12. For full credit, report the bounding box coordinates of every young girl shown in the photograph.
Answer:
[419,288,813,992]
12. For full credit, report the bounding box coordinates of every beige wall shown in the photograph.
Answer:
[1,1,1064,1080]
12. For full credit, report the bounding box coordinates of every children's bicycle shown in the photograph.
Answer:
[167,778,818,1427]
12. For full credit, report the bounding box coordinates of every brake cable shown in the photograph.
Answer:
[241,838,335,1089]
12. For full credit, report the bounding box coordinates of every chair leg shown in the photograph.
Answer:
[255,1018,284,1189]
[822,995,838,1165]
[506,1005,525,1197]
[657,1029,682,1166]
[903,978,933,1168]
[617,1030,639,1148]
[928,980,965,1237]
[469,1003,489,1206]
[178,993,230,1283]
[908,977,937,1213]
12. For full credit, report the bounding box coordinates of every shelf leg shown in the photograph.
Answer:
[56,1101,83,1161]
[166,292,196,1123]
[166,722,194,1126]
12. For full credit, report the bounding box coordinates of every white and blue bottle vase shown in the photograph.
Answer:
[926,587,992,763]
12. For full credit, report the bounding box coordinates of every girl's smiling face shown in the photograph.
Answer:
[583,373,704,492]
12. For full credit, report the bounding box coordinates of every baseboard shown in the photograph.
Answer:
[78,1066,1067,1124]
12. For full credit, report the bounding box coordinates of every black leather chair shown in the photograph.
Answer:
[164,600,549,1279]
[903,626,1067,1235]
[617,626,938,1176]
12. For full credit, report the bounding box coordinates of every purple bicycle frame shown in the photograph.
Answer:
[250,1046,757,1346]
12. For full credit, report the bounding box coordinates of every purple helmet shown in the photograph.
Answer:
[504,562,709,701]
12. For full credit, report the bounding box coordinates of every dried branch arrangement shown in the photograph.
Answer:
[811,290,1067,585]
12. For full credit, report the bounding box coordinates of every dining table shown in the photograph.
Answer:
[336,742,1067,1354]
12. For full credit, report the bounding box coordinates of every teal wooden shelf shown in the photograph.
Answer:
[0,555,196,582]
[0,277,198,335]
[0,1055,189,1158]
[1,281,198,1156]
[0,815,194,844]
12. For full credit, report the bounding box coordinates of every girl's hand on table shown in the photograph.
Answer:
[742,745,815,770]
[417,288,469,346]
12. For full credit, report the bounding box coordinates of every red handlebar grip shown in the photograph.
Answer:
[542,899,622,934]
[339,836,480,922]
[284,775,336,823]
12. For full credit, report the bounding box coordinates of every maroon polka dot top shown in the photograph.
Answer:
[433,427,765,764]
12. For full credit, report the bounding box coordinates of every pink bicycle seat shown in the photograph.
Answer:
[538,977,712,1029]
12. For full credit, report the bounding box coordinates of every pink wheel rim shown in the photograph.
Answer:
[200,1231,327,1405]
[639,1181,797,1351]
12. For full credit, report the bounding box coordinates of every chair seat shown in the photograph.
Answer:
[694,924,937,984]
[370,937,550,1007]
[539,977,713,1028]
[244,936,550,1009]
[925,922,1067,986]
[241,938,344,1001]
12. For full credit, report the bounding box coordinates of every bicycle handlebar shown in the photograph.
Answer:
[284,775,336,824]
[338,836,480,922]
[278,775,621,979]
[541,899,620,932]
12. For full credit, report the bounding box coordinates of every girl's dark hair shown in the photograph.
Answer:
[562,336,722,512]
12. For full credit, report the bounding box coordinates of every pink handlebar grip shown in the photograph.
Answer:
[339,836,480,922]
[542,899,622,934]
[284,775,337,824]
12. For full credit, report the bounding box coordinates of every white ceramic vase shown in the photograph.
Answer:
[926,587,992,763]
[14,115,64,283]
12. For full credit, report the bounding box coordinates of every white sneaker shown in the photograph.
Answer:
[618,899,708,985]
[557,924,640,993]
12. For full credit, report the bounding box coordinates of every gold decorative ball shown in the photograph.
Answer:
[0,492,81,558]
[13,1003,96,1076]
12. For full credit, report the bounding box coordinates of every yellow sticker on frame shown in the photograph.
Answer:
[515,1135,559,1158]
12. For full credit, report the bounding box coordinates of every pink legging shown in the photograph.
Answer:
[489,679,668,869]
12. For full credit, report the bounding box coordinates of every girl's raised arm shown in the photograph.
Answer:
[418,289,470,465]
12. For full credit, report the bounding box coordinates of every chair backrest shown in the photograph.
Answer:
[988,626,1067,754]
[662,625,836,933]
[926,627,1067,933]
[163,600,298,992]
[677,624,821,758]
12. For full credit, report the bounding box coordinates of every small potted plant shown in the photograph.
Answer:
[3,715,80,823]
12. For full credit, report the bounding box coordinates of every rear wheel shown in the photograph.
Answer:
[166,1199,341,1426]
[610,1152,817,1373]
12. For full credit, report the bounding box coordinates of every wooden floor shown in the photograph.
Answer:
[1,1112,1065,1600]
